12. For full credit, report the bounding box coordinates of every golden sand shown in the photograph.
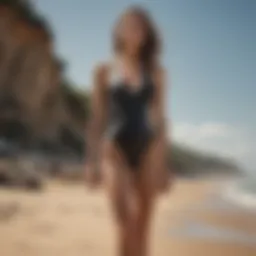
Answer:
[0,179,255,256]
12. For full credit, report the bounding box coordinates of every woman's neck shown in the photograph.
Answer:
[119,53,141,69]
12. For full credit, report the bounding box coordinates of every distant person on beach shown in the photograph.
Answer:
[85,5,171,256]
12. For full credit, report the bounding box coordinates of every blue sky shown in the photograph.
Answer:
[33,0,255,171]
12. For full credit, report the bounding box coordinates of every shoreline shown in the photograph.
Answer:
[179,173,256,211]
[224,180,256,210]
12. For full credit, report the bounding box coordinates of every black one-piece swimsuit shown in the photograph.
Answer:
[105,69,155,169]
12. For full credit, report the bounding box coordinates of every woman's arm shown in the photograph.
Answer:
[86,64,108,167]
[152,66,171,192]
[153,67,168,148]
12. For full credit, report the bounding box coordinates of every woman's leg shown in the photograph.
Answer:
[102,141,137,256]
[135,182,155,256]
[134,139,161,256]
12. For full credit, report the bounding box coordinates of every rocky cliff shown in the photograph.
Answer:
[0,0,87,154]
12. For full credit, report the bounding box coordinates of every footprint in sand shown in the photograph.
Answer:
[0,202,20,221]
[30,221,56,235]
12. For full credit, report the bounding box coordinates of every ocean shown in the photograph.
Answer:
[225,173,256,209]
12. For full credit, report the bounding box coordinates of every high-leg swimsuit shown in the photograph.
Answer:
[105,66,155,169]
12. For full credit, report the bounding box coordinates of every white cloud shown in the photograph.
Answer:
[170,122,252,166]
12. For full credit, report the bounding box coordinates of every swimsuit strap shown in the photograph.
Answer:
[109,59,147,88]
[108,61,123,87]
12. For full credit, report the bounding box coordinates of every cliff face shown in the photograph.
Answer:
[0,2,70,148]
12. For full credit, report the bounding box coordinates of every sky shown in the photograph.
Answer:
[33,0,255,172]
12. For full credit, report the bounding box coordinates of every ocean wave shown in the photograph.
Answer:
[224,177,256,209]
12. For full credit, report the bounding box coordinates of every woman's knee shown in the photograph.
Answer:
[136,187,155,219]
[112,192,131,224]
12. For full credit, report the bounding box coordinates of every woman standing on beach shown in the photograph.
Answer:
[85,6,171,256]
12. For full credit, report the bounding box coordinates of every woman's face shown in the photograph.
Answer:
[119,14,147,54]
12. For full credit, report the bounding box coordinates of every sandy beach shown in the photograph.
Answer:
[0,178,255,256]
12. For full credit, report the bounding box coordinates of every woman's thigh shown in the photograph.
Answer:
[137,136,167,198]
[101,140,136,223]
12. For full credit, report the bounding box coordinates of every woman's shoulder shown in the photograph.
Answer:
[93,61,112,81]
[93,60,122,87]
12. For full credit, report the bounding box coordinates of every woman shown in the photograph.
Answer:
[85,6,171,256]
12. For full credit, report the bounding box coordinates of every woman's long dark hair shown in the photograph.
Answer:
[113,6,162,70]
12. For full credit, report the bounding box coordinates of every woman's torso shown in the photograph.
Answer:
[104,62,155,141]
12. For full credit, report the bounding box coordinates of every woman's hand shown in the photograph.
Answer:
[156,166,171,195]
[84,162,101,189]
[157,168,175,194]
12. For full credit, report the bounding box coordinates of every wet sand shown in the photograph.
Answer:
[0,178,255,256]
